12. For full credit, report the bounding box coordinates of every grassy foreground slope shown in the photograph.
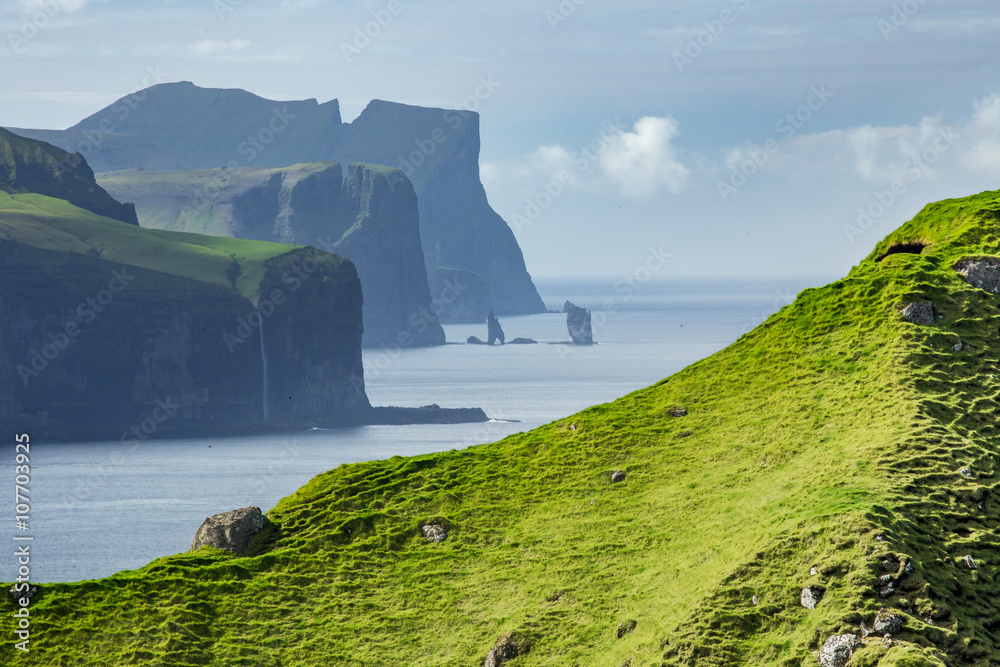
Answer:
[10,190,1000,666]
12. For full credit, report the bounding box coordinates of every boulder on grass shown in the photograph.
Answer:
[190,506,267,554]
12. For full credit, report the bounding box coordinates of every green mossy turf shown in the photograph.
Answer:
[0,192,329,299]
[8,190,1000,666]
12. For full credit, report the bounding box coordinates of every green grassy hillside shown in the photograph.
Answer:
[0,191,317,299]
[8,189,1000,666]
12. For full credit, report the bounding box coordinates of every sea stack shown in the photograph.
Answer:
[487,310,505,345]
[567,306,593,345]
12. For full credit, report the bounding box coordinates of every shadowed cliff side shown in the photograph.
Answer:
[97,162,446,348]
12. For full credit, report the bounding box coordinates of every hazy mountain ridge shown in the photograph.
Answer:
[8,82,545,321]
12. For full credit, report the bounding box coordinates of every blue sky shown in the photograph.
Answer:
[3,0,999,278]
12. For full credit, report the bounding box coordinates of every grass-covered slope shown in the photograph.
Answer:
[0,191,313,299]
[10,190,1000,666]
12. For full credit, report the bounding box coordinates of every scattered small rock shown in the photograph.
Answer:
[677,430,692,438]
[669,407,688,417]
[878,574,893,588]
[882,634,894,648]
[942,556,954,566]
[963,555,977,569]
[752,595,759,606]
[568,423,577,431]
[960,467,973,478]
[898,301,935,325]
[616,620,637,638]
[882,559,899,573]
[879,582,895,599]
[189,506,267,554]
[953,341,964,352]
[801,587,823,610]
[8,584,38,604]
[875,534,887,542]
[904,561,914,575]
[810,566,818,576]
[484,632,525,667]
[422,523,448,543]
[611,470,626,483]
[818,634,864,667]
[873,609,902,635]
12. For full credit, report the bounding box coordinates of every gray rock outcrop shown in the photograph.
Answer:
[563,300,577,313]
[898,301,934,325]
[487,310,505,345]
[873,609,902,634]
[567,306,593,345]
[817,634,863,667]
[190,506,267,554]
[955,257,1000,293]
[484,632,524,667]
[611,470,626,483]
[422,524,447,543]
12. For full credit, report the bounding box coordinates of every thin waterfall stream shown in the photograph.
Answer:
[259,323,270,421]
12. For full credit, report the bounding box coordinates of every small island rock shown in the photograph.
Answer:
[567,306,593,345]
[488,310,505,345]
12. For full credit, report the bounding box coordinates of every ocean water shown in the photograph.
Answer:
[3,276,832,582]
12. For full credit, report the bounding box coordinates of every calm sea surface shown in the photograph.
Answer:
[3,276,832,582]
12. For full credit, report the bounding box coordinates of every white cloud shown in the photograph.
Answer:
[482,116,689,200]
[961,94,1000,173]
[599,116,690,196]
[192,39,252,55]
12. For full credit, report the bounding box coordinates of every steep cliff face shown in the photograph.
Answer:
[341,101,545,319]
[0,128,138,225]
[8,82,545,319]
[0,191,368,440]
[427,267,491,323]
[98,162,446,348]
